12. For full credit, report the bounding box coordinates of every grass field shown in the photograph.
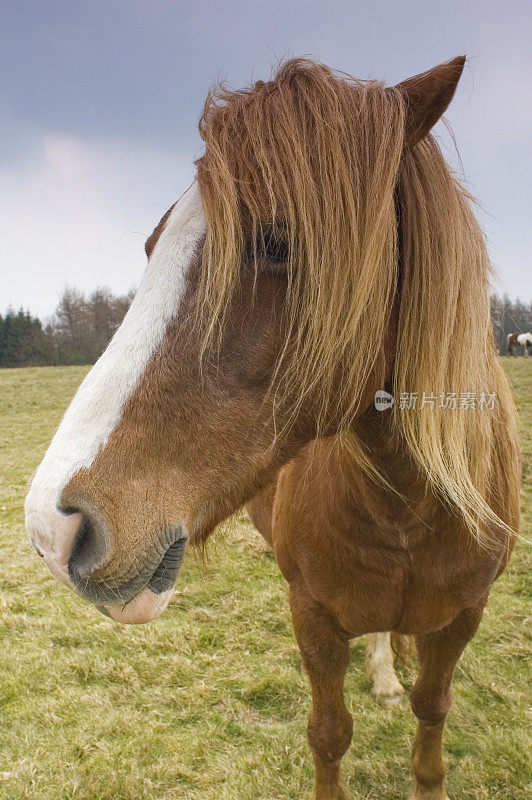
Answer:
[0,361,530,800]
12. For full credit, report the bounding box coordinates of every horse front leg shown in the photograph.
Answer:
[289,581,353,800]
[409,604,484,799]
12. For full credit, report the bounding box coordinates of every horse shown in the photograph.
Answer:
[25,56,521,800]
[507,331,532,355]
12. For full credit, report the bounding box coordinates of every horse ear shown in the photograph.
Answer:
[395,56,466,147]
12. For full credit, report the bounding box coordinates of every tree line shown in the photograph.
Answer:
[0,287,134,367]
[0,288,531,368]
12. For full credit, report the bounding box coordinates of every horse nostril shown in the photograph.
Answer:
[66,509,109,584]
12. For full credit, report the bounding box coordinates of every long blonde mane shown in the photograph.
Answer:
[196,58,519,543]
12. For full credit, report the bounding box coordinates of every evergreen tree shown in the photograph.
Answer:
[0,309,52,367]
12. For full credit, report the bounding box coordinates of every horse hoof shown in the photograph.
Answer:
[375,688,404,707]
[371,673,405,707]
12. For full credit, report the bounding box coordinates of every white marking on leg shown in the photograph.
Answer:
[366,632,405,707]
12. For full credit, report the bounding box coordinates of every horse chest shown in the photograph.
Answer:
[276,510,498,637]
[270,438,507,638]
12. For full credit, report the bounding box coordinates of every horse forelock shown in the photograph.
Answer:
[196,58,404,426]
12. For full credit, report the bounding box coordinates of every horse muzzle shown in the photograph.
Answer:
[90,534,188,624]
[26,490,188,624]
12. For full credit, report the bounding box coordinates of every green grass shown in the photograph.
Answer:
[0,361,530,799]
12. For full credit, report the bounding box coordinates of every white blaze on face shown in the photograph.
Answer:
[25,182,205,594]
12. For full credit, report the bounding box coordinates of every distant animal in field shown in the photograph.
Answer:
[507,331,532,355]
[26,56,520,800]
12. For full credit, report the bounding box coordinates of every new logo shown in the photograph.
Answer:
[374,390,394,411]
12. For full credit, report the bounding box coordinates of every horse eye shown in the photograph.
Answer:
[263,235,289,263]
[245,234,290,266]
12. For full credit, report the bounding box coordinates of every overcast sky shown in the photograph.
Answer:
[1,0,530,317]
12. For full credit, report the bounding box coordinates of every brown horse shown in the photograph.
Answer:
[26,57,521,799]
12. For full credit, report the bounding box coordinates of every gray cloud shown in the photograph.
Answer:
[1,0,530,313]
